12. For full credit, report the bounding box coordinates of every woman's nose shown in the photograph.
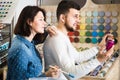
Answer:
[44,22,47,27]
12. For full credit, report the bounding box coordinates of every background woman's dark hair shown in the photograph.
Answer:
[56,0,81,21]
[14,6,46,36]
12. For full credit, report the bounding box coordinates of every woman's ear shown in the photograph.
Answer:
[60,14,65,23]
[27,19,32,26]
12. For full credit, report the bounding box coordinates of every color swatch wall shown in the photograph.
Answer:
[41,0,120,50]
[75,0,120,50]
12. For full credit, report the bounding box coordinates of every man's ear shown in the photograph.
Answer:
[60,14,65,23]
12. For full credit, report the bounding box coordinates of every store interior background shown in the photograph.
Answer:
[0,0,120,80]
[41,0,120,51]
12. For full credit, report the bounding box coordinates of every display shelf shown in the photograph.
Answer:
[79,50,120,80]
[0,54,7,68]
[0,35,9,43]
[0,4,13,67]
[0,66,7,80]
[0,0,19,24]
[0,23,12,68]
[0,49,8,56]
[0,0,38,69]
[0,23,11,68]
[79,57,119,80]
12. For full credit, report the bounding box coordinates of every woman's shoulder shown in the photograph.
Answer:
[8,45,31,62]
[10,38,26,50]
[8,38,29,56]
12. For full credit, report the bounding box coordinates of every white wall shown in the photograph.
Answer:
[41,0,61,6]
[13,0,37,26]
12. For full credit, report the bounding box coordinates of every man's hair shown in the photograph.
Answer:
[56,0,80,21]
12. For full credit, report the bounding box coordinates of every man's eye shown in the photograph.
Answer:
[75,16,79,19]
[74,15,78,18]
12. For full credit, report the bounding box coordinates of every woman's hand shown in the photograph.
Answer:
[45,65,60,78]
[46,25,57,37]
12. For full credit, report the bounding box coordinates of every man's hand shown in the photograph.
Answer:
[97,45,114,63]
[98,33,114,50]
[46,25,57,36]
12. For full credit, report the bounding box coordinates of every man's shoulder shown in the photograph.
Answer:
[48,31,64,39]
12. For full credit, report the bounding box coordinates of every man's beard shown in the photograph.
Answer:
[65,22,74,32]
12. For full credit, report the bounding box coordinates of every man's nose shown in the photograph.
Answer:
[77,19,80,24]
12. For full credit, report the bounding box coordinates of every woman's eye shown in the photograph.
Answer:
[39,19,43,21]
